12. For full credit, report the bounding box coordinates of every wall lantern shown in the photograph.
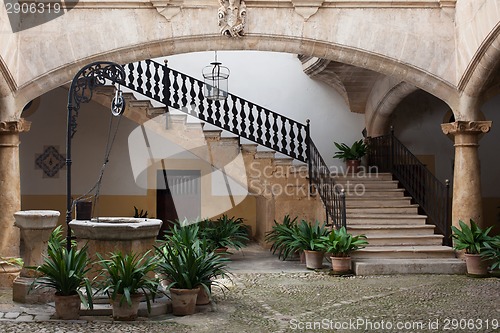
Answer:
[202,51,230,101]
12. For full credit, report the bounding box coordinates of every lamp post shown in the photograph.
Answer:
[65,62,126,250]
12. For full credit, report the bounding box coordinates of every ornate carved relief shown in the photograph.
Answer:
[441,121,492,135]
[291,0,324,20]
[151,0,182,21]
[0,119,31,134]
[218,0,247,37]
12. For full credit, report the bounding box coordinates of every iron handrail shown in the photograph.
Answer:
[307,135,347,229]
[367,130,451,245]
[123,59,308,162]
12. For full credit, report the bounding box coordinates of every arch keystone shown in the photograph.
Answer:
[291,0,324,20]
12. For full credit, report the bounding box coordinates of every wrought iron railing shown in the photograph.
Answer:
[367,129,451,245]
[117,59,346,227]
[123,60,308,162]
[307,133,347,229]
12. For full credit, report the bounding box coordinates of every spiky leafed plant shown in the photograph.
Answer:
[200,215,249,251]
[133,206,148,218]
[155,238,231,296]
[480,235,500,271]
[289,220,331,252]
[265,215,299,260]
[451,219,493,254]
[319,226,368,257]
[97,251,159,312]
[333,139,367,161]
[29,226,93,309]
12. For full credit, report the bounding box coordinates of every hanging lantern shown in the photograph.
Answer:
[202,52,230,101]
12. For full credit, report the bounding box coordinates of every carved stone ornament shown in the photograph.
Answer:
[151,0,182,21]
[0,118,31,134]
[291,0,324,20]
[441,121,492,135]
[218,0,247,37]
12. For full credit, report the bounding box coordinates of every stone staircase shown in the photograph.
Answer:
[95,86,465,275]
[336,173,466,275]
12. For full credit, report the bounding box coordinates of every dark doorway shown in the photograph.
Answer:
[156,169,201,237]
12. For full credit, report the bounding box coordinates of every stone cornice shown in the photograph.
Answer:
[0,119,31,134]
[65,0,456,9]
[441,121,492,136]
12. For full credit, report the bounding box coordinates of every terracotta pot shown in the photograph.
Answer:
[304,250,324,269]
[214,247,229,258]
[54,293,81,320]
[196,286,211,305]
[331,256,352,273]
[112,293,143,321]
[170,287,200,316]
[465,253,488,276]
[346,160,360,174]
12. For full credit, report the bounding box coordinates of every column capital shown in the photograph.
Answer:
[441,121,491,136]
[0,119,31,134]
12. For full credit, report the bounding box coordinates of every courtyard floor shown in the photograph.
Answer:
[0,244,499,332]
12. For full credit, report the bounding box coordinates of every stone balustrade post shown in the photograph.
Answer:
[12,210,60,303]
[441,121,492,229]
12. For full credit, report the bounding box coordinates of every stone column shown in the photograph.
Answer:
[0,119,30,287]
[441,121,491,229]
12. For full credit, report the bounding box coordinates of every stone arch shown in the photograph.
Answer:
[365,77,418,137]
[13,36,457,119]
[457,23,500,120]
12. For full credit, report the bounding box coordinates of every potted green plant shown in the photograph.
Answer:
[200,215,249,253]
[319,227,368,273]
[451,219,493,276]
[481,235,500,273]
[29,226,93,320]
[156,238,230,315]
[333,139,367,174]
[97,251,159,321]
[159,221,230,305]
[289,220,330,269]
[265,215,300,261]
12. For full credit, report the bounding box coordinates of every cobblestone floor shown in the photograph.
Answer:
[0,246,498,332]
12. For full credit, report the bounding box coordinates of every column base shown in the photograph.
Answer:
[12,276,54,304]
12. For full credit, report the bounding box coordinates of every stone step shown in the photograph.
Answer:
[364,234,444,246]
[147,106,167,118]
[219,137,240,145]
[203,129,222,140]
[241,143,258,154]
[353,258,466,275]
[351,246,456,259]
[336,173,393,181]
[274,157,294,166]
[334,180,399,189]
[255,151,276,159]
[347,205,419,214]
[348,224,436,236]
[185,122,205,130]
[347,214,427,225]
[346,197,412,206]
[347,188,405,197]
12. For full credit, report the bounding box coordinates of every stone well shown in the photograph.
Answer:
[69,217,163,277]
